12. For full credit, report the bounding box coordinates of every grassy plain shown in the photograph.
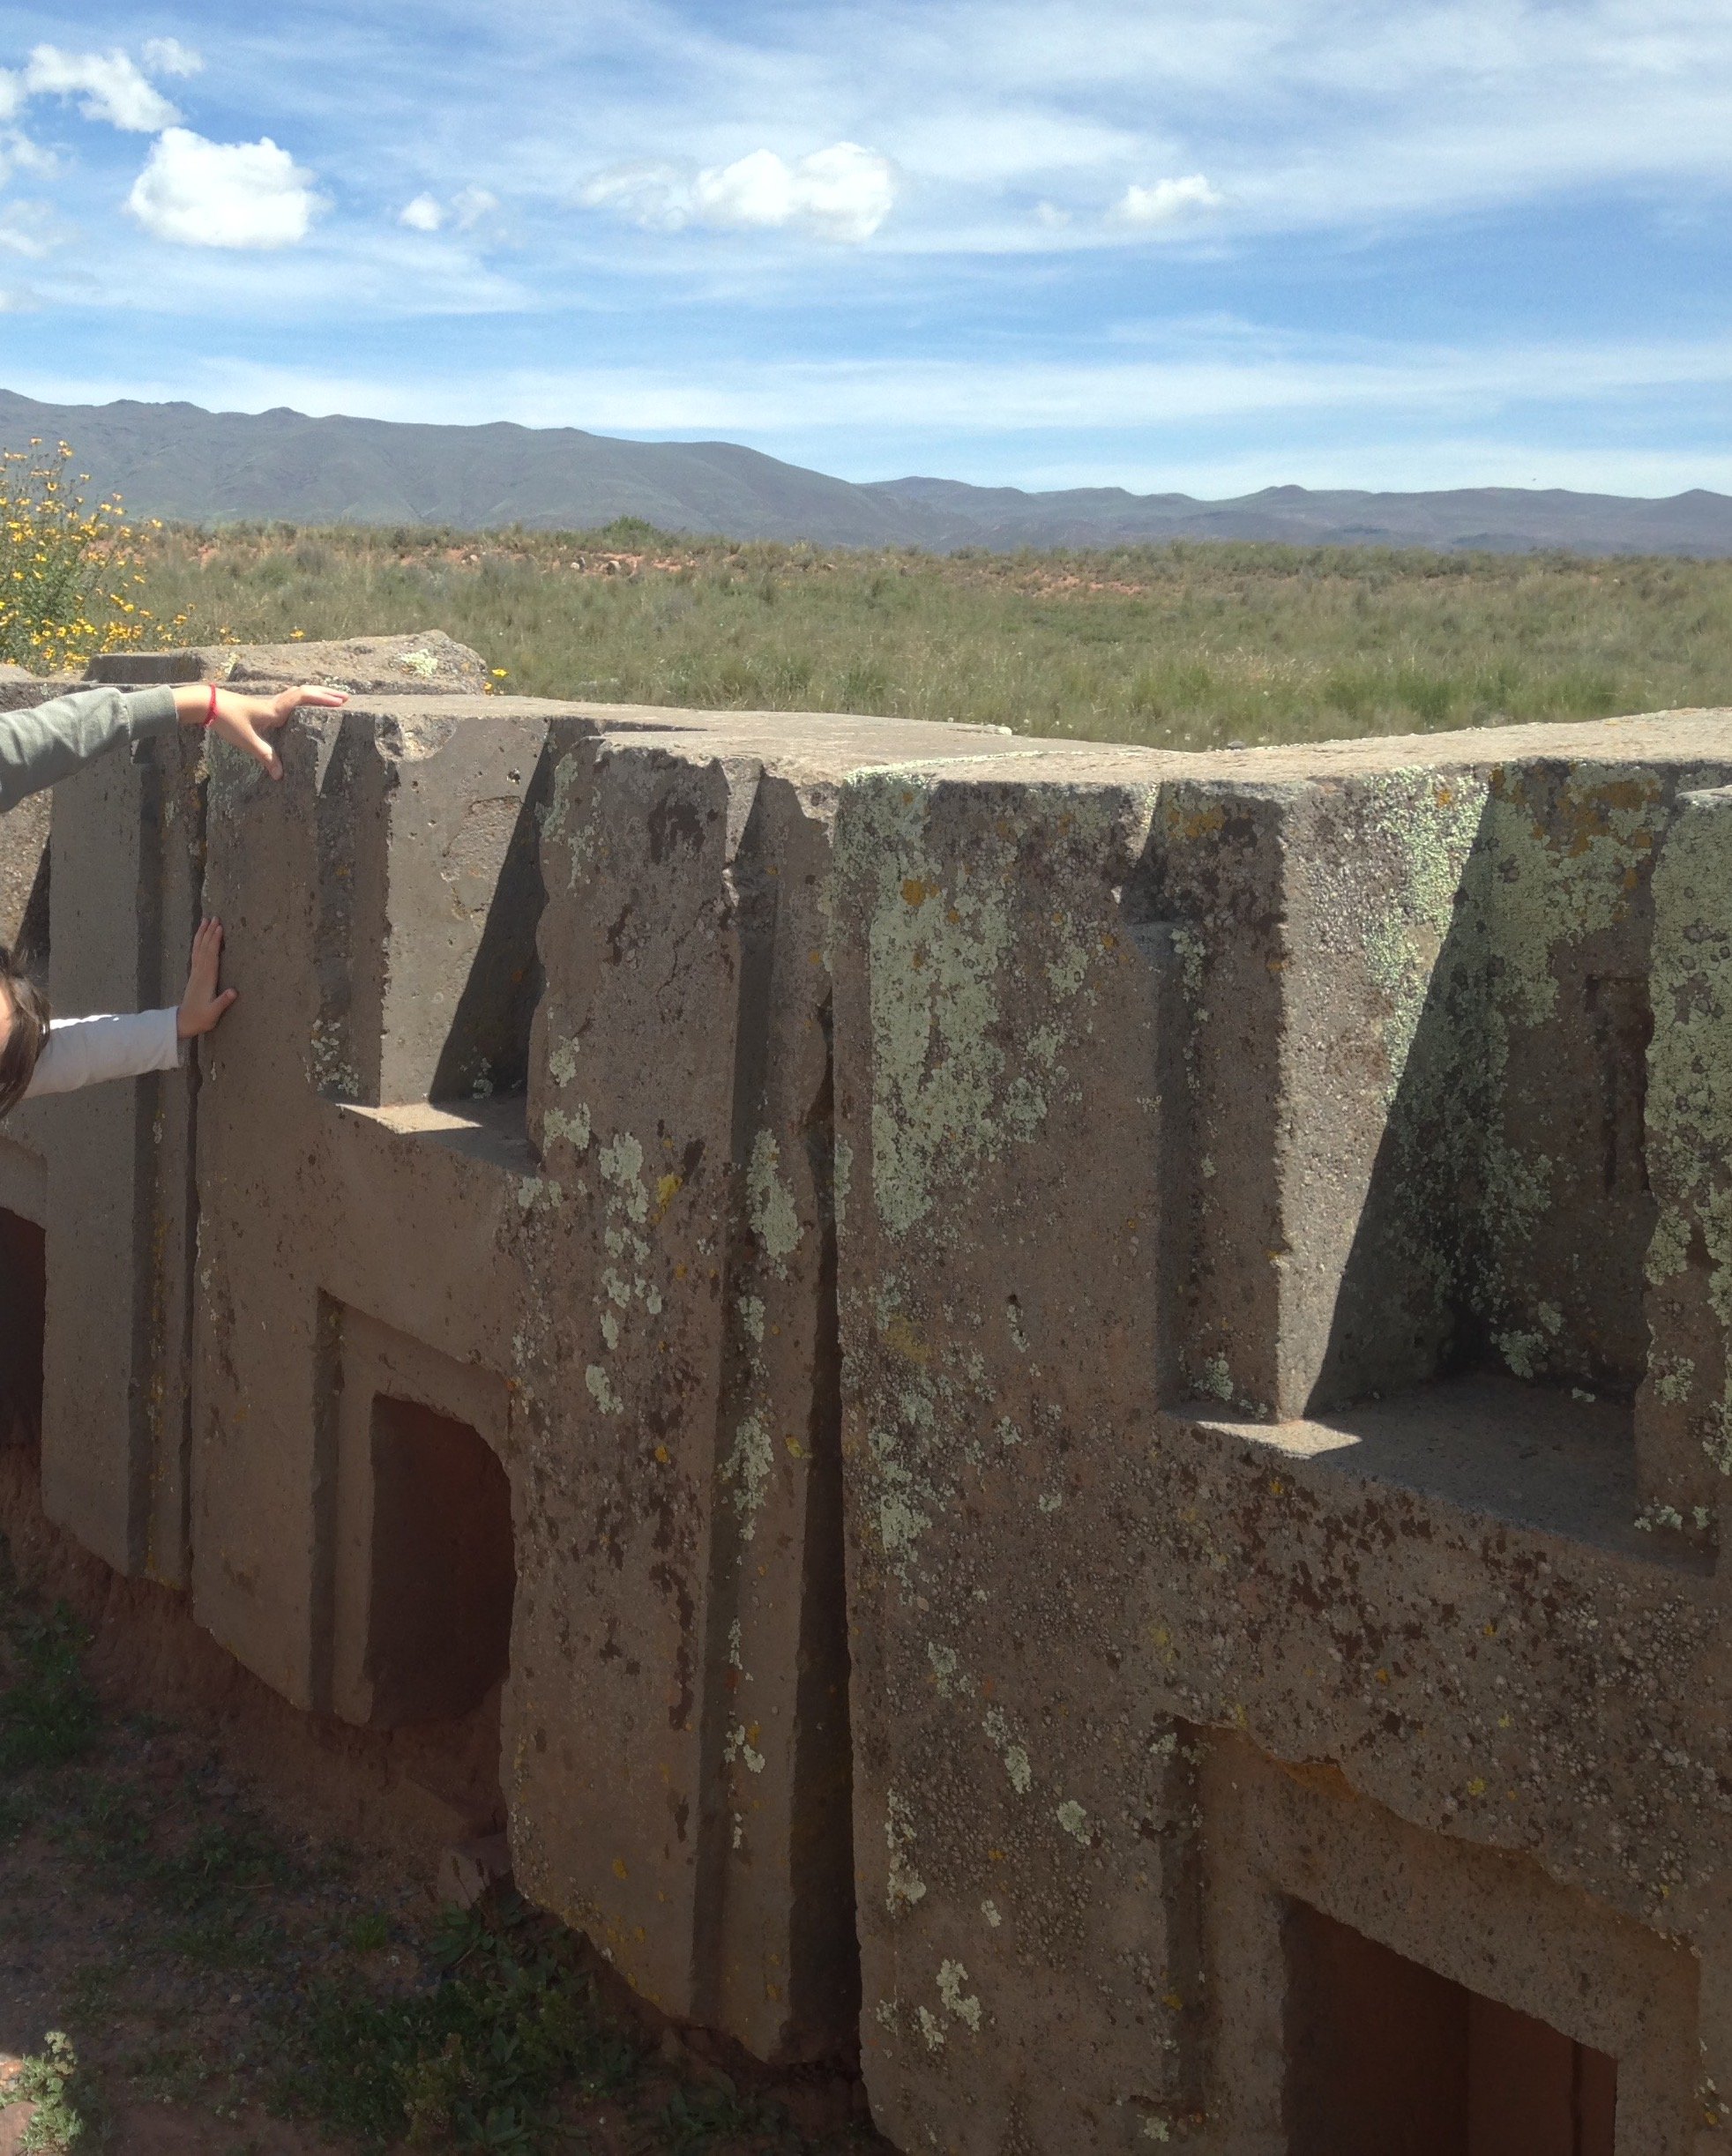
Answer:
[133,521,1732,750]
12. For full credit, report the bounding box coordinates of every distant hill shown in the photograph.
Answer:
[6,387,1732,557]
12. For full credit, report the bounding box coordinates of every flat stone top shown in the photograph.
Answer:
[1183,1370,1711,1577]
[817,705,1732,792]
[272,693,1732,791]
[90,630,489,697]
[311,696,1015,786]
[580,705,1019,785]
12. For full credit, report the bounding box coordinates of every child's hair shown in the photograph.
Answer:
[0,947,49,1118]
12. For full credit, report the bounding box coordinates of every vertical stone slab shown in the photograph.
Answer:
[310,705,550,1108]
[509,732,856,2061]
[0,792,49,963]
[1147,780,1289,1415]
[192,724,332,1702]
[705,772,855,2056]
[1266,770,1487,1414]
[1460,760,1669,1399]
[192,704,556,1705]
[1152,769,1492,1419]
[832,760,1205,2155]
[1639,784,1732,1533]
[38,726,203,1581]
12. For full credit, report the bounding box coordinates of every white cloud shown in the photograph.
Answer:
[780,142,896,240]
[399,185,498,234]
[23,46,180,133]
[581,140,896,242]
[0,201,58,258]
[0,129,54,187]
[1111,174,1222,228]
[452,185,498,230]
[141,39,203,79]
[126,129,324,249]
[692,147,800,227]
[579,160,689,231]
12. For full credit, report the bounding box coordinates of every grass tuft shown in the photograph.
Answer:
[0,2031,101,2152]
[0,1600,98,1776]
[268,1898,640,2152]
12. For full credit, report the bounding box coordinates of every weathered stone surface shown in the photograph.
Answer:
[11,682,1732,2144]
[0,792,48,962]
[89,630,489,697]
[1161,756,1706,1419]
[1202,1734,1700,2152]
[827,725,1732,2152]
[192,692,1004,2061]
[507,710,1009,2061]
[831,758,1199,2151]
[8,723,205,1582]
[190,698,568,1706]
[1640,784,1732,1533]
[0,675,75,963]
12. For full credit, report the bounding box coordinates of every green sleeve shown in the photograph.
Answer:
[0,685,182,810]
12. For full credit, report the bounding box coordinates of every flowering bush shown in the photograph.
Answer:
[0,439,173,673]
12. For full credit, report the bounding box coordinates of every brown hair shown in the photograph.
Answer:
[0,948,49,1118]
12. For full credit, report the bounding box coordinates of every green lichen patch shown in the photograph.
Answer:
[1318,760,1667,1395]
[837,771,1157,1243]
[1646,786,1732,1488]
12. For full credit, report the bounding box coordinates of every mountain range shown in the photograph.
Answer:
[5,387,1730,556]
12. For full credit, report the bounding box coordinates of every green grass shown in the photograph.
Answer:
[0,1543,870,2155]
[273,1900,640,2153]
[0,1598,99,1776]
[0,2031,100,2152]
[133,518,1732,750]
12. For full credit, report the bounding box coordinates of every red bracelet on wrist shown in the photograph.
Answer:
[204,683,219,728]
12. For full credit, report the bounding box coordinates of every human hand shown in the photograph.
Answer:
[177,682,348,780]
[177,917,238,1040]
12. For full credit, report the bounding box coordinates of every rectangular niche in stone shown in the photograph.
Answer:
[325,1306,514,1731]
[1284,1901,1617,2156]
[366,1395,514,1725]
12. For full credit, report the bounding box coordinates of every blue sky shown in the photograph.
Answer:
[2,1,1731,497]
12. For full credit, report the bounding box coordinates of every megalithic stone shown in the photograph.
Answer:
[191,702,556,1705]
[508,727,857,2061]
[34,721,204,1583]
[1639,783,1732,1534]
[830,753,1206,2155]
[506,705,1009,2059]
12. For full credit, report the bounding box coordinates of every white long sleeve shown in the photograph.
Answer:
[24,1009,183,1100]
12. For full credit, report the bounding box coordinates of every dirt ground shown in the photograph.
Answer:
[0,1447,885,2156]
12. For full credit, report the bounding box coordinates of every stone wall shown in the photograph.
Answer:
[3,646,1731,2151]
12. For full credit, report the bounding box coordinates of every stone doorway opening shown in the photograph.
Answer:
[0,1208,45,1451]
[1285,1900,1617,2156]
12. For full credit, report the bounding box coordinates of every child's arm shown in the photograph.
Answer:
[0,684,179,811]
[22,919,236,1101]
[0,680,347,810]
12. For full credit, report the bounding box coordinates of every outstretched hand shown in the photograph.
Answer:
[176,683,348,780]
[177,918,237,1041]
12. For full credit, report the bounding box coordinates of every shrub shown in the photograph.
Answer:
[0,440,166,674]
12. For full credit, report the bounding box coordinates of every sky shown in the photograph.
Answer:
[2,1,1731,498]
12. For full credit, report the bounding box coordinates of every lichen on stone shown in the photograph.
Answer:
[720,1412,774,1536]
[746,1131,802,1273]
